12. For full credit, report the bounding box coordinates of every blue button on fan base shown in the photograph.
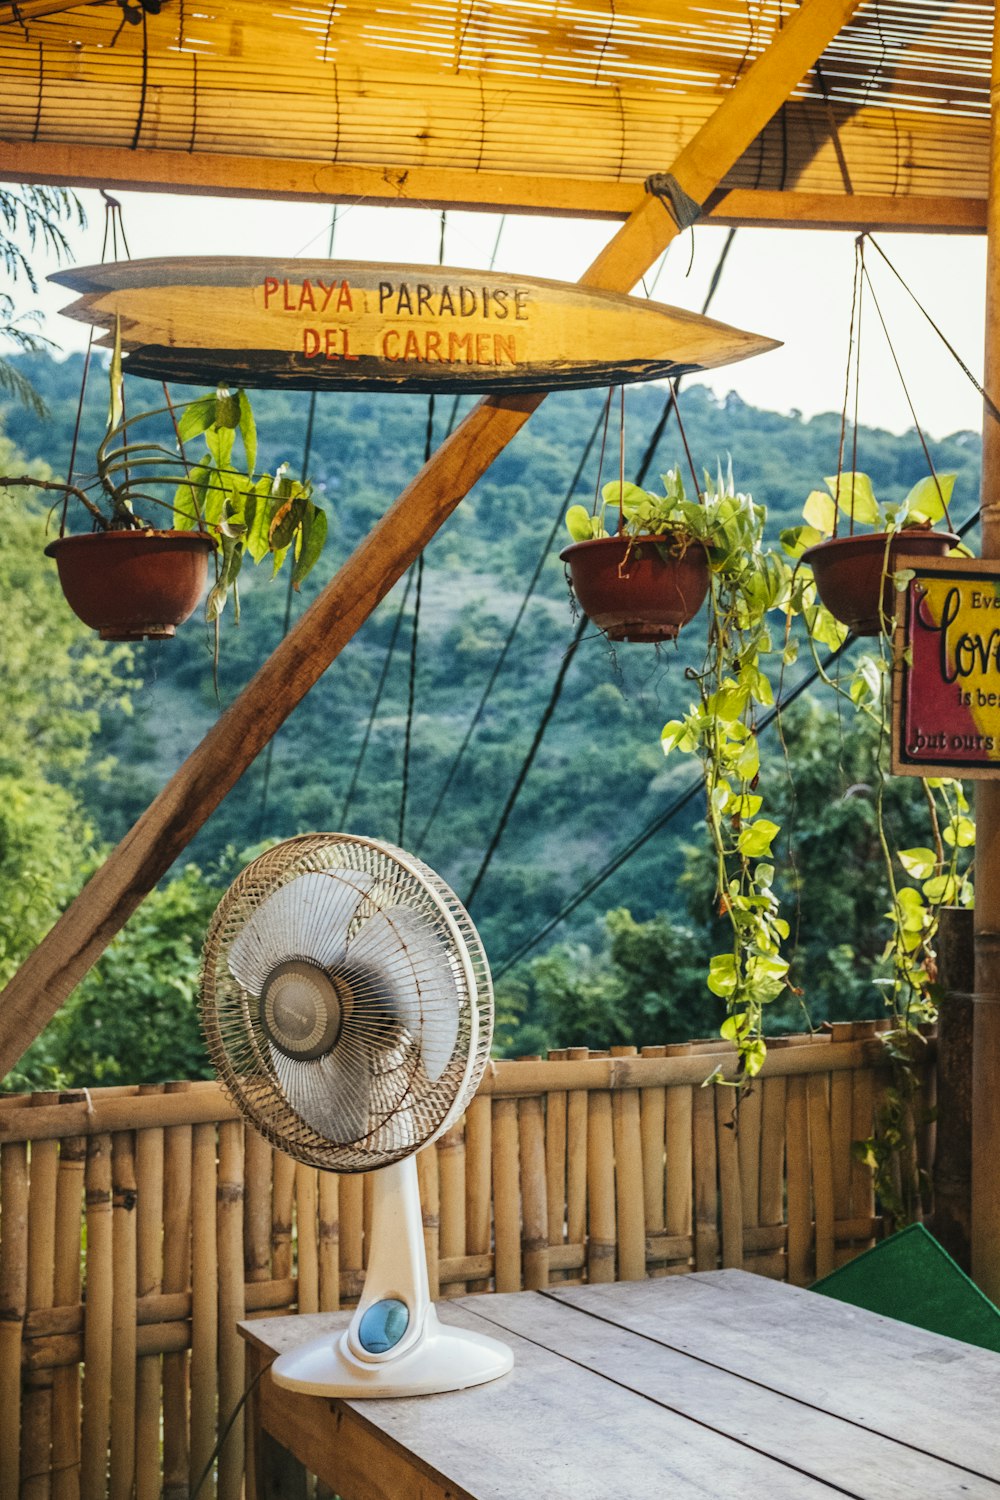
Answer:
[358,1298,410,1353]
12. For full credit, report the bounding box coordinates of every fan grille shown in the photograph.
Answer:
[201,834,493,1172]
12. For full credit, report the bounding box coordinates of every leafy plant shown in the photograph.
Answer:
[0,334,328,623]
[781,469,957,558]
[0,186,85,417]
[657,464,796,1081]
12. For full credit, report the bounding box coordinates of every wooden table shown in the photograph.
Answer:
[239,1269,1000,1499]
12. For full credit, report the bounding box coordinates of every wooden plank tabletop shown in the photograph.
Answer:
[240,1270,1000,1500]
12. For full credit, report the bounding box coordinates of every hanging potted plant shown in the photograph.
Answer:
[782,471,960,636]
[560,467,711,642]
[1,331,326,640]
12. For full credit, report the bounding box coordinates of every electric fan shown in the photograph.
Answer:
[200,832,513,1397]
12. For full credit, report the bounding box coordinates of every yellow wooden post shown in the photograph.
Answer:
[972,2,1000,1303]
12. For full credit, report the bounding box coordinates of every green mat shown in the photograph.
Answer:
[812,1223,1000,1355]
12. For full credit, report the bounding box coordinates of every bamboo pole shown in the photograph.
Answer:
[639,1047,666,1276]
[564,1048,589,1285]
[0,0,865,1081]
[190,1121,219,1499]
[609,1048,644,1283]
[161,1085,193,1500]
[544,1059,568,1284]
[664,1044,693,1272]
[785,1076,812,1286]
[23,1102,58,1500]
[973,0,1000,1301]
[52,1109,85,1500]
[715,1088,743,1271]
[0,1141,29,1500]
[338,1174,364,1303]
[437,1123,467,1297]
[518,1095,549,1290]
[491,1099,521,1292]
[463,1096,492,1293]
[216,1121,245,1500]
[270,1150,296,1283]
[414,1147,440,1302]
[295,1164,319,1315]
[80,1134,112,1500]
[318,1172,340,1311]
[586,1089,616,1284]
[134,1089,164,1500]
[692,1083,718,1271]
[109,1133,137,1500]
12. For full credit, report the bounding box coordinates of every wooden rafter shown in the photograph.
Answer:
[0,0,866,1079]
[0,142,986,233]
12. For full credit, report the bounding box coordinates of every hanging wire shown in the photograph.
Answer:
[255,208,338,838]
[460,228,740,910]
[858,240,951,527]
[339,573,413,827]
[61,193,125,534]
[865,234,1000,430]
[398,209,446,846]
[415,404,605,855]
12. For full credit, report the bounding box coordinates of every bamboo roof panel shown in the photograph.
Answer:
[0,0,993,217]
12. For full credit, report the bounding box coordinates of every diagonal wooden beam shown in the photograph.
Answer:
[0,0,864,1080]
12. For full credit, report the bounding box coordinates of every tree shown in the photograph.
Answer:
[1,186,85,415]
[0,445,134,1081]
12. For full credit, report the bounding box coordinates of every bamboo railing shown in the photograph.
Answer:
[0,1023,933,1498]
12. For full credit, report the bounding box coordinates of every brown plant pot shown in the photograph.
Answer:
[559,533,710,642]
[44,528,216,641]
[802,529,960,637]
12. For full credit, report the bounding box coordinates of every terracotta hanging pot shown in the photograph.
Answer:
[802,528,960,637]
[44,528,216,641]
[559,533,710,642]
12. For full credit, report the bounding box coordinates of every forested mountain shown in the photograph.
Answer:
[0,352,984,1083]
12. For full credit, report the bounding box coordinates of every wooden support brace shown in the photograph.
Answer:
[0,0,865,1079]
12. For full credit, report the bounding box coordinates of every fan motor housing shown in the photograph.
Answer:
[261,959,347,1060]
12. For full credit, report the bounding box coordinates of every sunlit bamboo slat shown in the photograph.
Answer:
[80,1134,112,1500]
[437,1123,466,1299]
[463,1095,492,1293]
[491,1099,521,1293]
[216,1122,245,1500]
[190,1122,218,1500]
[134,1089,163,1500]
[52,1112,85,1500]
[785,1075,812,1287]
[518,1096,549,1291]
[692,1084,718,1272]
[1,1142,29,1500]
[23,1105,58,1500]
[161,1084,193,1500]
[715,1087,744,1271]
[586,1090,616,1284]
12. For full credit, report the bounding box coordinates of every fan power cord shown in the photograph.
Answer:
[190,1364,267,1499]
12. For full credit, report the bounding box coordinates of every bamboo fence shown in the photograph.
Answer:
[0,1023,933,1498]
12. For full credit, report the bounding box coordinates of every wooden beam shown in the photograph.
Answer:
[0,0,866,1079]
[0,140,984,234]
[972,1,1000,1304]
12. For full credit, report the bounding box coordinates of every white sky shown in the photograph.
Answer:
[19,187,991,442]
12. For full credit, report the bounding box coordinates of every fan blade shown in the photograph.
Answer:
[271,1041,373,1143]
[344,907,460,1082]
[227,869,377,994]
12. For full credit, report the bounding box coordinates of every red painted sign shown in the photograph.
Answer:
[892,556,1000,779]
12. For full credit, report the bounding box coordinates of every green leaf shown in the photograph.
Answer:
[291,504,327,589]
[177,394,217,445]
[904,472,955,524]
[824,471,880,527]
[943,815,975,848]
[898,847,936,879]
[802,489,837,536]
[707,953,738,998]
[246,476,273,564]
[237,389,257,475]
[269,485,310,553]
[565,504,598,542]
[923,873,960,905]
[172,462,212,530]
[108,316,124,433]
[205,422,235,470]
[736,819,779,859]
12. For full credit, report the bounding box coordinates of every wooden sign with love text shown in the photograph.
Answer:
[892,556,1000,779]
[52,257,779,394]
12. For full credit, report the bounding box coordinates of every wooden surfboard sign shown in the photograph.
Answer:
[52,257,780,395]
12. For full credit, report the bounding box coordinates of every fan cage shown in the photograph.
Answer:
[201,833,493,1173]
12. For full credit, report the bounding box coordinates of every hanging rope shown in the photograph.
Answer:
[397,210,446,846]
[256,209,338,838]
[865,233,1000,431]
[462,227,740,910]
[416,402,604,854]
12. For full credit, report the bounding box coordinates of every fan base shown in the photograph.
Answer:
[270,1307,513,1398]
